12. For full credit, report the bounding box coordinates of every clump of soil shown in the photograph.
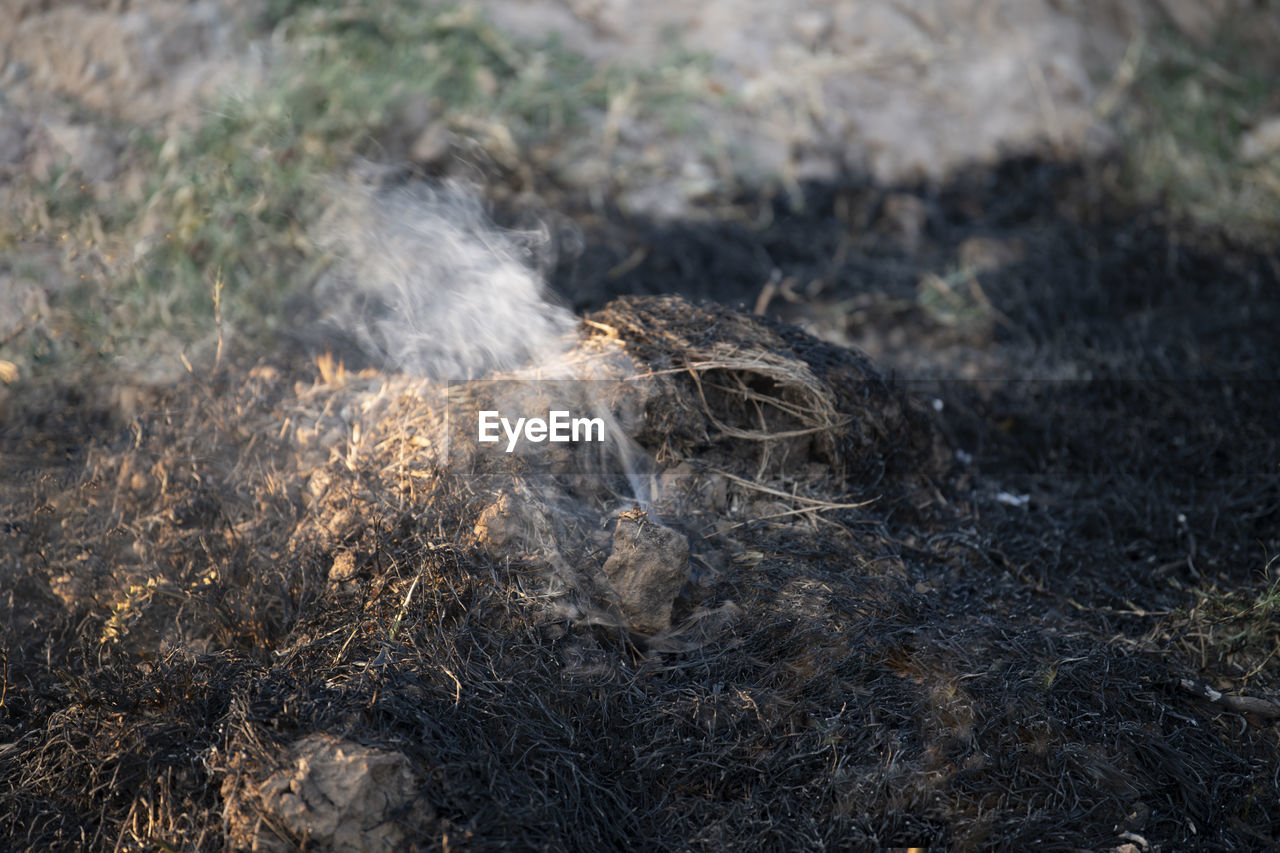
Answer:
[602,509,690,634]
[220,733,428,853]
[473,490,555,557]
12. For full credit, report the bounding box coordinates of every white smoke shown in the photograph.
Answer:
[316,179,577,379]
[315,176,654,505]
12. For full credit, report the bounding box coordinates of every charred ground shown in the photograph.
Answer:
[1,158,1279,851]
[555,156,1280,607]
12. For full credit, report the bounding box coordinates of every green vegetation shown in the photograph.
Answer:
[1169,557,1280,687]
[137,2,611,341]
[0,0,716,372]
[1117,21,1280,241]
[5,1,1276,384]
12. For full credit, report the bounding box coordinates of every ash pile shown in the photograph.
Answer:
[3,293,1278,851]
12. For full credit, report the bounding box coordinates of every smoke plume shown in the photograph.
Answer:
[317,179,577,379]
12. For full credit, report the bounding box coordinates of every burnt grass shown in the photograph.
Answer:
[2,156,1279,851]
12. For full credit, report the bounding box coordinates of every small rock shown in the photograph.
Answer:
[474,491,553,554]
[225,734,426,853]
[602,509,690,634]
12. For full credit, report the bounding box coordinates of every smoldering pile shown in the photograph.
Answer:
[292,293,941,640]
[196,291,954,849]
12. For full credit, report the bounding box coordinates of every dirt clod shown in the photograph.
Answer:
[473,490,555,556]
[602,509,690,634]
[329,550,358,582]
[222,734,425,853]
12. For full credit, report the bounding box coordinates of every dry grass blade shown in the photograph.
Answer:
[711,468,876,509]
[1179,679,1280,719]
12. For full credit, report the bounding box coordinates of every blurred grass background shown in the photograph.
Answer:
[1115,17,1280,240]
[1,0,719,372]
[0,0,1276,376]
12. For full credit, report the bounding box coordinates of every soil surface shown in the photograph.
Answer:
[2,2,1280,852]
[3,162,1278,850]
